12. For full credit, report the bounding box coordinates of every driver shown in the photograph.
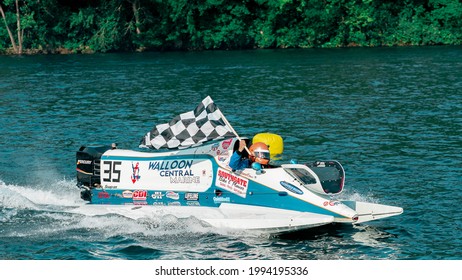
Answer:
[229,140,270,171]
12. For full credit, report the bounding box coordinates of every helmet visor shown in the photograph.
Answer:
[253,151,270,160]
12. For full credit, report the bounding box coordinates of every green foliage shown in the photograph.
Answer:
[0,0,461,53]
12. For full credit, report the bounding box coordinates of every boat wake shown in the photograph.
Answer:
[0,179,82,210]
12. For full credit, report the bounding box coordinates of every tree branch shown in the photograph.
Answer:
[0,3,19,53]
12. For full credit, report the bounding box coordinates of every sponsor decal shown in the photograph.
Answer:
[170,176,200,184]
[97,191,110,199]
[212,143,224,155]
[141,159,213,188]
[134,201,148,205]
[149,160,200,183]
[217,156,228,162]
[166,191,180,200]
[77,160,92,165]
[215,168,249,198]
[151,192,164,199]
[168,202,181,206]
[131,162,141,183]
[159,169,195,176]
[239,171,254,178]
[185,192,199,201]
[213,196,231,203]
[122,190,133,198]
[148,160,193,171]
[133,190,147,200]
[221,139,233,149]
[323,200,340,207]
[280,181,304,195]
[153,202,164,206]
[186,201,200,206]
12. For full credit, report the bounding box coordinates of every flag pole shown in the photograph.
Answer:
[217,108,252,154]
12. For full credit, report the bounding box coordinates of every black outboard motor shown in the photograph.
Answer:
[76,145,111,201]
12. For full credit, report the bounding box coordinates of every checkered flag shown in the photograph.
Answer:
[140,96,236,149]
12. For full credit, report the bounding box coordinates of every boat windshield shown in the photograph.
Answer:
[284,168,317,185]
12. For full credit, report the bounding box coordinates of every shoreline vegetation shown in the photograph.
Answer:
[1,0,462,55]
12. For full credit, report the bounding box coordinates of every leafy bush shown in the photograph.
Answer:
[0,0,461,53]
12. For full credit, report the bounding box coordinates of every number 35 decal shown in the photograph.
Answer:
[102,161,122,182]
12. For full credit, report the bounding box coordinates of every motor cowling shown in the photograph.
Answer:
[76,145,111,200]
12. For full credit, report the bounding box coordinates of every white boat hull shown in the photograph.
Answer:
[70,203,335,234]
[341,201,404,224]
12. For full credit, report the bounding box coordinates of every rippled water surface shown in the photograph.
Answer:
[1,46,461,259]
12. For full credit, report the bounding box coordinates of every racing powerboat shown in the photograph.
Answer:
[75,97,403,234]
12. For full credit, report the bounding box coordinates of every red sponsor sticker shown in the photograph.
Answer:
[221,139,233,149]
[323,200,339,206]
[133,190,147,200]
[98,191,110,199]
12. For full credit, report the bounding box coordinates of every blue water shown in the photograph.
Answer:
[1,46,461,259]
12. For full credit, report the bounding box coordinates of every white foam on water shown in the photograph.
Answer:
[0,179,83,210]
[0,180,39,210]
[338,186,380,204]
[0,208,18,222]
